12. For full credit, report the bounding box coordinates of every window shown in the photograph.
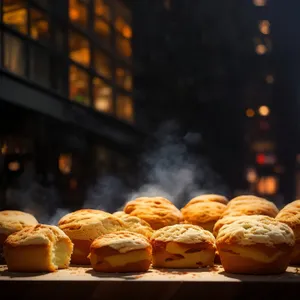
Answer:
[116,35,131,58]
[69,65,90,106]
[30,9,49,43]
[3,32,25,76]
[94,18,111,49]
[29,45,50,87]
[69,30,90,67]
[93,77,113,113]
[3,0,27,34]
[69,0,89,28]
[95,0,111,21]
[116,95,134,122]
[256,44,267,55]
[94,50,111,78]
[115,16,132,39]
[116,68,132,91]
[115,16,132,59]
[253,0,266,6]
[259,20,270,35]
[59,154,72,175]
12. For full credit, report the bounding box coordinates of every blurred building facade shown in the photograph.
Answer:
[0,0,144,211]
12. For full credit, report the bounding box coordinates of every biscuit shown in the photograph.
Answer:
[113,211,153,239]
[151,224,216,268]
[89,231,152,272]
[4,224,73,272]
[181,201,227,232]
[124,197,183,229]
[0,210,38,263]
[58,209,126,264]
[216,215,294,274]
[276,200,300,265]
[185,194,228,207]
[222,197,279,218]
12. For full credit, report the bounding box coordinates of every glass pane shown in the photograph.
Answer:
[69,30,90,67]
[116,68,132,91]
[3,32,25,76]
[69,0,88,28]
[94,18,111,47]
[69,65,90,106]
[30,9,49,43]
[116,34,131,58]
[116,95,134,123]
[115,16,132,39]
[93,77,113,113]
[29,45,50,87]
[3,0,27,34]
[94,50,111,78]
[95,0,111,21]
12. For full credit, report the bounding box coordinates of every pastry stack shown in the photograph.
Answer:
[0,194,299,275]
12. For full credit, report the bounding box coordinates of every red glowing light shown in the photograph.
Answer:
[256,154,265,164]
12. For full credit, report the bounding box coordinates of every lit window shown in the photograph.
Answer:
[94,50,111,79]
[116,68,132,91]
[94,18,111,38]
[253,0,266,6]
[257,176,277,195]
[116,35,132,58]
[258,105,270,116]
[3,0,27,34]
[95,0,111,21]
[266,74,274,84]
[246,168,257,183]
[59,154,72,175]
[69,0,88,28]
[259,20,270,35]
[115,17,132,39]
[93,77,113,113]
[29,45,50,87]
[3,32,25,76]
[69,30,90,67]
[69,65,90,106]
[256,44,267,55]
[8,161,20,172]
[246,108,255,118]
[116,95,134,122]
[30,9,49,43]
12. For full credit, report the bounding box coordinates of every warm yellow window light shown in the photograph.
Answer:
[256,44,267,55]
[246,108,255,118]
[259,20,270,35]
[253,0,266,6]
[258,105,270,116]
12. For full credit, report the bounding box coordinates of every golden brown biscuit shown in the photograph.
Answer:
[58,209,126,264]
[216,215,294,274]
[89,231,152,272]
[124,197,183,230]
[185,194,228,207]
[113,211,153,239]
[276,200,300,265]
[4,224,73,272]
[222,197,279,218]
[0,210,38,263]
[181,201,227,232]
[151,224,216,268]
[213,215,248,237]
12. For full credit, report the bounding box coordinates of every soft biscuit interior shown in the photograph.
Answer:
[153,241,215,268]
[51,240,72,269]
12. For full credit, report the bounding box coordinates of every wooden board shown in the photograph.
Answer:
[1,265,300,300]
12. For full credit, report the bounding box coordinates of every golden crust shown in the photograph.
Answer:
[58,209,126,240]
[185,194,228,207]
[181,201,227,225]
[276,200,300,239]
[213,216,247,237]
[0,210,38,235]
[150,224,215,246]
[227,195,266,207]
[91,231,151,253]
[222,198,279,218]
[113,211,153,238]
[124,197,183,229]
[216,215,295,247]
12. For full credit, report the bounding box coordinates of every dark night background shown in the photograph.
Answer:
[0,0,300,222]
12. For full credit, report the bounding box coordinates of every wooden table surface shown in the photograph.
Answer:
[1,265,300,300]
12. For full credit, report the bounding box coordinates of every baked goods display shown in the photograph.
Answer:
[276,200,300,265]
[113,211,153,239]
[181,201,227,232]
[89,231,152,272]
[185,194,228,206]
[58,209,126,264]
[0,210,38,263]
[150,224,216,268]
[4,224,73,272]
[124,197,183,229]
[216,215,295,274]
[222,195,279,218]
